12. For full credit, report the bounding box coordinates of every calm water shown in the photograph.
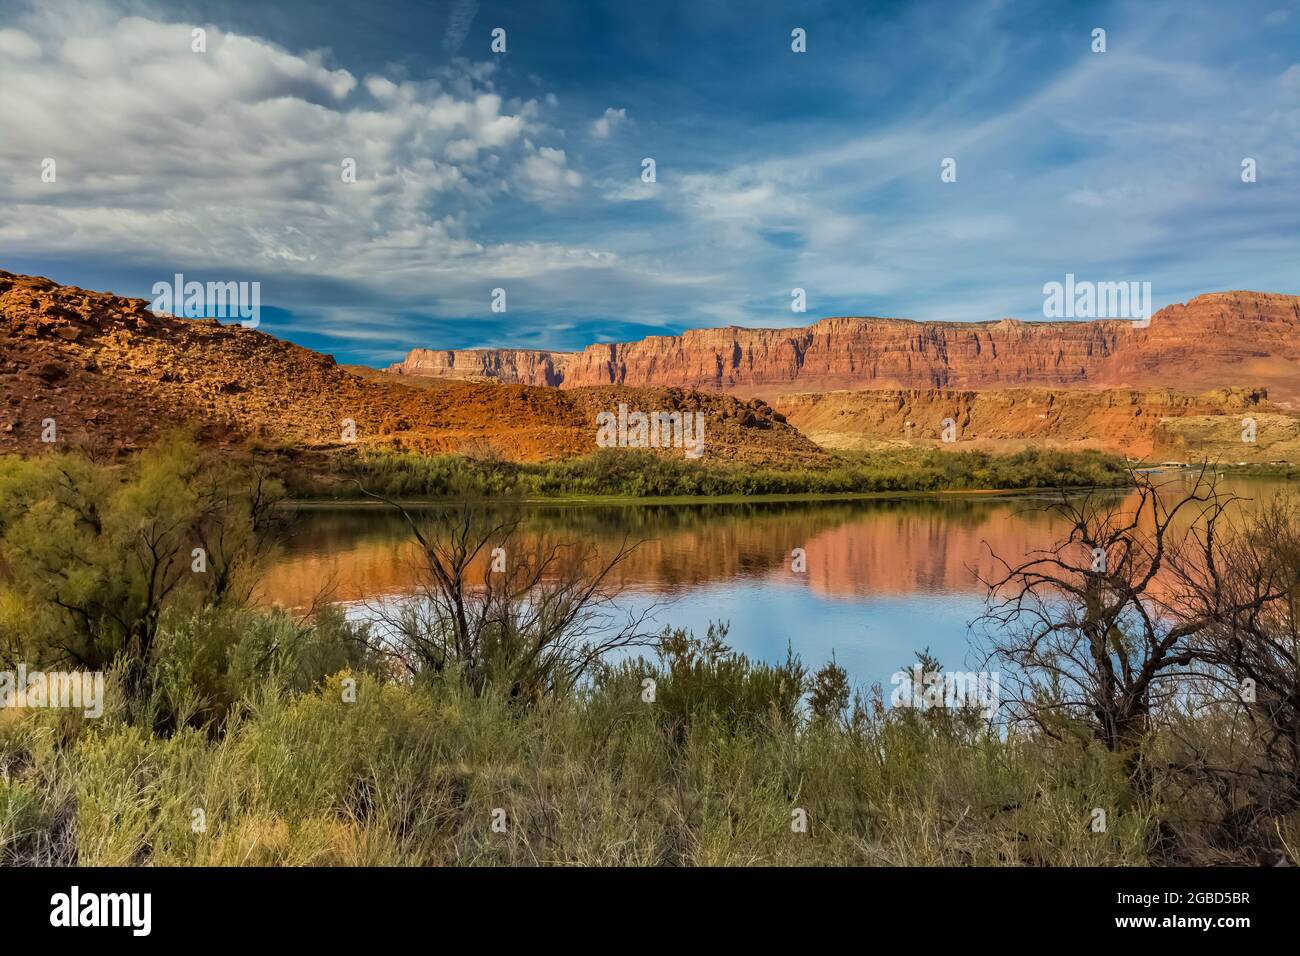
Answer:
[257,475,1294,691]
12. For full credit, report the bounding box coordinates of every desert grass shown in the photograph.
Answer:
[0,616,1157,867]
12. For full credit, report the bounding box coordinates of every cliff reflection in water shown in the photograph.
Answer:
[257,491,1114,610]
[255,476,1289,685]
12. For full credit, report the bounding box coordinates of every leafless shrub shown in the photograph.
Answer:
[355,486,657,701]
[978,468,1286,763]
[979,466,1300,859]
[1166,494,1300,849]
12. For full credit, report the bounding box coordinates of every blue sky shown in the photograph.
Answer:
[1,0,1297,365]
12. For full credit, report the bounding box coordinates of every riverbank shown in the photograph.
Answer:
[281,485,1120,509]
[283,446,1133,502]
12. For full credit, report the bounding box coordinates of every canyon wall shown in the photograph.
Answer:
[390,348,570,386]
[387,292,1300,404]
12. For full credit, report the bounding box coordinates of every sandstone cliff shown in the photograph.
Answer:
[390,348,571,386]
[389,292,1300,404]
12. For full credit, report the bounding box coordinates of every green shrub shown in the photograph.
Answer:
[311,446,1130,501]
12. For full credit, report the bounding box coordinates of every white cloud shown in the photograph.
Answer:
[514,145,583,203]
[590,107,627,139]
[600,178,659,201]
[0,27,39,58]
[0,2,630,321]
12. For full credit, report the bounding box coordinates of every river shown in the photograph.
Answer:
[256,473,1294,690]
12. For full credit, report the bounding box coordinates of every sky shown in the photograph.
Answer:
[1,0,1297,365]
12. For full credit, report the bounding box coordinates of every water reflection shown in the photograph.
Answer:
[257,475,1294,687]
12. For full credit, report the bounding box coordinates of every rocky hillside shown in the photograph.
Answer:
[1151,414,1300,464]
[0,271,826,467]
[773,386,1281,458]
[389,292,1300,404]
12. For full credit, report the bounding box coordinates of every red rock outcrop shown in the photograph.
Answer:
[0,270,826,466]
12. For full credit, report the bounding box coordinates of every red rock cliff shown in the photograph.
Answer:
[389,348,571,386]
[389,293,1300,404]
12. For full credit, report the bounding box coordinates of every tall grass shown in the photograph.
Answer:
[0,607,1158,867]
